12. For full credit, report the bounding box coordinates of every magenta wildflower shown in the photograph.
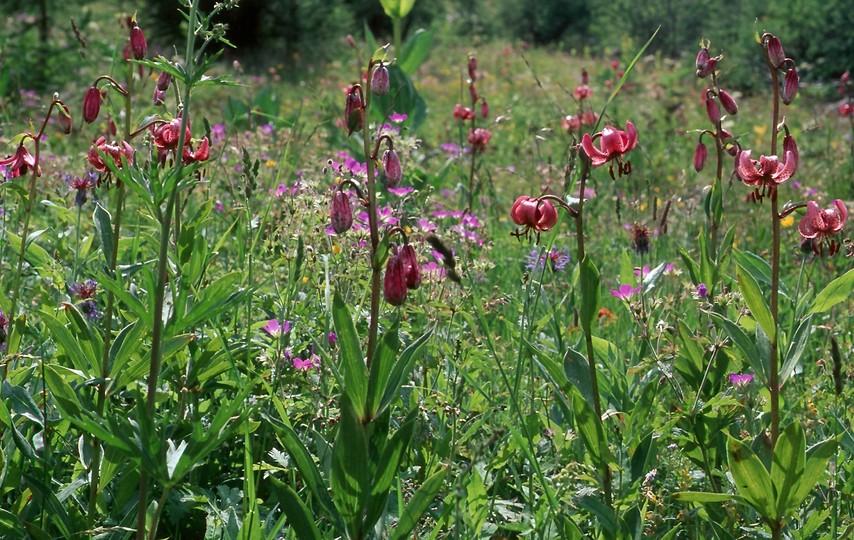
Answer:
[609,284,642,300]
[729,372,753,388]
[263,319,291,337]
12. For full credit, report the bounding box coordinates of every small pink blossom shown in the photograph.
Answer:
[609,283,642,300]
[263,319,291,337]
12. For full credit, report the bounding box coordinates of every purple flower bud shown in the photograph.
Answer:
[56,102,72,134]
[156,71,172,91]
[468,56,477,81]
[330,190,353,234]
[782,68,799,105]
[766,35,786,69]
[130,23,147,60]
[384,253,407,306]
[371,63,390,96]
[694,141,708,172]
[153,88,167,106]
[382,149,402,188]
[696,283,708,298]
[344,86,364,136]
[83,86,101,124]
[695,48,710,71]
[718,89,738,115]
[706,95,721,124]
[400,244,421,290]
[696,57,718,78]
[783,133,799,170]
[481,99,489,118]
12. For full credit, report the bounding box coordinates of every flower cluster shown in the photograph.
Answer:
[693,41,741,174]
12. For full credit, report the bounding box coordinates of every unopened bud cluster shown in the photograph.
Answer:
[452,54,491,154]
[693,41,740,173]
[762,33,799,105]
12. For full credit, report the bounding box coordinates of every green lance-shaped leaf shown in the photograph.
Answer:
[809,268,853,314]
[786,437,837,514]
[727,436,775,520]
[268,477,323,540]
[388,468,446,540]
[398,28,434,76]
[578,255,600,334]
[332,292,368,420]
[93,202,114,270]
[771,422,805,519]
[331,394,370,538]
[736,265,776,342]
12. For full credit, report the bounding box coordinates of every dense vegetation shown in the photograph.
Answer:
[0,0,851,538]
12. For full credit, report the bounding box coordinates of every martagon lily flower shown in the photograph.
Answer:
[581,121,638,178]
[736,149,796,188]
[799,199,847,255]
[0,144,41,179]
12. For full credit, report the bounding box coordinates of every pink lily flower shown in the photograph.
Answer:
[736,149,796,187]
[581,121,638,167]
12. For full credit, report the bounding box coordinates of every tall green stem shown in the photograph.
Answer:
[573,158,612,508]
[361,64,381,366]
[768,67,781,448]
[136,1,199,536]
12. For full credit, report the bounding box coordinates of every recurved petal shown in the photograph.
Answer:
[581,133,608,166]
[832,199,848,230]
[772,150,796,183]
[736,150,759,184]
[623,121,638,152]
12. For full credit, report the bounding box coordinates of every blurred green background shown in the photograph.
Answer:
[2,0,852,98]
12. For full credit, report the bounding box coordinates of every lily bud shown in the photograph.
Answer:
[481,99,489,118]
[469,83,478,103]
[696,48,710,71]
[371,62,390,96]
[384,252,408,306]
[783,133,799,170]
[696,56,718,78]
[718,89,738,115]
[581,68,589,85]
[130,23,147,60]
[782,68,799,105]
[344,86,364,136]
[468,56,477,81]
[56,101,73,134]
[705,95,721,124]
[153,87,166,106]
[766,35,786,69]
[156,72,172,91]
[694,141,708,172]
[83,86,101,123]
[330,190,353,234]
[382,149,402,187]
[400,244,421,290]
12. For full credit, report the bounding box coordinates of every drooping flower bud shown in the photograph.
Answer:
[384,252,408,306]
[695,48,710,71]
[693,141,708,172]
[371,62,390,96]
[696,54,718,78]
[782,68,799,105]
[705,95,721,124]
[400,244,421,290]
[156,71,172,91]
[344,86,364,136]
[130,23,147,60]
[56,101,73,134]
[481,99,489,118]
[718,89,738,115]
[153,87,167,106]
[382,149,402,187]
[330,190,353,234]
[468,56,477,81]
[581,68,589,85]
[783,133,799,170]
[765,35,786,69]
[83,86,101,123]
[469,83,478,103]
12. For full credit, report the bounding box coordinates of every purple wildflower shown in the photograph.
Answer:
[696,283,708,298]
[526,247,571,272]
[729,372,753,387]
[609,283,642,300]
[263,319,291,337]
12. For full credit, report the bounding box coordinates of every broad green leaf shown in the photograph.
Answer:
[367,325,400,419]
[364,411,417,530]
[94,202,114,268]
[572,390,613,469]
[712,313,766,382]
[736,265,775,342]
[733,248,790,296]
[268,477,323,540]
[2,380,43,426]
[619,249,635,288]
[377,328,431,418]
[563,346,594,407]
[674,491,743,504]
[676,244,700,285]
[809,268,853,314]
[771,422,805,518]
[781,315,813,386]
[332,292,368,420]
[727,437,775,519]
[276,423,339,521]
[578,255,600,334]
[389,468,446,540]
[787,438,837,515]
[331,395,370,538]
[398,28,433,75]
[172,271,245,334]
[579,495,617,537]
[41,311,99,376]
[108,321,147,389]
[42,365,84,420]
